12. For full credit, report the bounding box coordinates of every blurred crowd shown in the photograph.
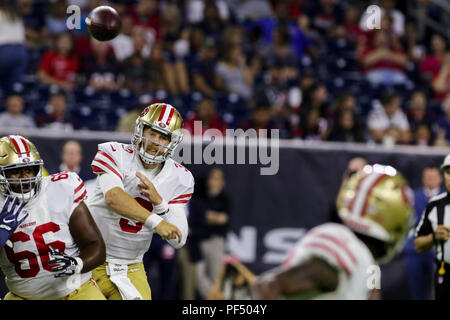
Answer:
[0,0,449,146]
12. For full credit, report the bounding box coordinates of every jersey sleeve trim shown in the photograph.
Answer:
[91,158,123,181]
[168,193,193,204]
[309,231,358,265]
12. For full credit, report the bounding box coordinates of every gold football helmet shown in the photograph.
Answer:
[0,135,44,202]
[336,164,413,263]
[131,103,183,164]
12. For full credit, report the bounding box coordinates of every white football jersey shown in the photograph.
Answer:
[283,223,376,300]
[0,171,91,300]
[86,141,194,264]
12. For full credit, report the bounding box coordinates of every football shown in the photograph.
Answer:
[85,6,122,41]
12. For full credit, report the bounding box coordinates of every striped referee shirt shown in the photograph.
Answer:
[415,192,450,262]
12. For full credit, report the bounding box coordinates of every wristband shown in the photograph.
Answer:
[152,199,169,215]
[75,257,84,274]
[144,214,163,230]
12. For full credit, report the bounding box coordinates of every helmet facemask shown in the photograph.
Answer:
[0,162,44,203]
[132,119,183,165]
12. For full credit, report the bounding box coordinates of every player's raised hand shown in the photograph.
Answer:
[136,172,163,205]
[0,196,29,247]
[154,220,182,243]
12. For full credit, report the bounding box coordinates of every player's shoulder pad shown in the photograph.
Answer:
[168,159,195,186]
[45,171,87,203]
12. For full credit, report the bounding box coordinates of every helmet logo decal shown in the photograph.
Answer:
[159,122,167,129]
[22,158,30,163]
[140,106,150,117]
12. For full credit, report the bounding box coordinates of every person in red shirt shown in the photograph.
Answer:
[126,0,161,42]
[420,34,447,79]
[358,29,408,86]
[37,32,79,91]
[183,98,227,136]
[432,52,450,103]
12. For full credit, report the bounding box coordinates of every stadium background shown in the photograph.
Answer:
[0,0,449,300]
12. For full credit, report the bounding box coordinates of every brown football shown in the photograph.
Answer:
[85,6,122,41]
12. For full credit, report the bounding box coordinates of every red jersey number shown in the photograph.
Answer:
[119,198,153,234]
[5,222,66,278]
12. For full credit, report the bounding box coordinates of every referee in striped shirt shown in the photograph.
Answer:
[415,154,450,300]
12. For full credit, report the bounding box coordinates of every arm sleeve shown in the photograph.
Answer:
[162,204,188,249]
[98,172,124,194]
[91,142,124,182]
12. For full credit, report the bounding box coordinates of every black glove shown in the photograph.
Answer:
[0,196,29,247]
[48,246,82,278]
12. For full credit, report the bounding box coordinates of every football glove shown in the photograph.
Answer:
[48,246,83,278]
[0,196,29,247]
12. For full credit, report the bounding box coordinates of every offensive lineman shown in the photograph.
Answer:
[87,103,194,300]
[0,135,106,300]
[251,164,413,300]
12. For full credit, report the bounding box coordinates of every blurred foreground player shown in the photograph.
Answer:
[0,135,106,300]
[87,103,194,300]
[252,164,413,299]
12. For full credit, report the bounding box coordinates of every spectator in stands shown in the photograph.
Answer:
[38,32,79,92]
[367,91,411,145]
[160,3,190,96]
[420,34,447,84]
[241,98,278,138]
[307,0,345,36]
[18,0,48,49]
[188,168,232,299]
[196,1,224,43]
[57,140,90,181]
[35,91,76,131]
[184,98,227,136]
[127,0,161,42]
[46,0,69,36]
[110,14,135,62]
[121,31,166,96]
[358,29,408,86]
[404,166,442,300]
[215,45,254,101]
[327,110,365,143]
[331,93,359,115]
[301,107,329,141]
[435,96,450,146]
[81,38,120,91]
[0,93,35,130]
[432,52,450,102]
[192,37,220,98]
[407,91,435,133]
[301,82,330,119]
[412,123,433,146]
[0,1,28,95]
[342,4,364,43]
[263,26,299,80]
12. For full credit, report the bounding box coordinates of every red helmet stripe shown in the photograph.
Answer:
[166,107,175,125]
[8,136,23,155]
[19,137,29,153]
[158,104,167,121]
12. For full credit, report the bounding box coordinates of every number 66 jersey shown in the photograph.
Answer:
[0,171,91,300]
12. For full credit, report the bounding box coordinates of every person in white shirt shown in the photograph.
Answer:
[0,2,28,94]
[367,91,411,145]
[0,94,36,130]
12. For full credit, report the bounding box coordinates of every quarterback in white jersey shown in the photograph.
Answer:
[252,164,414,300]
[87,103,194,300]
[0,135,106,300]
